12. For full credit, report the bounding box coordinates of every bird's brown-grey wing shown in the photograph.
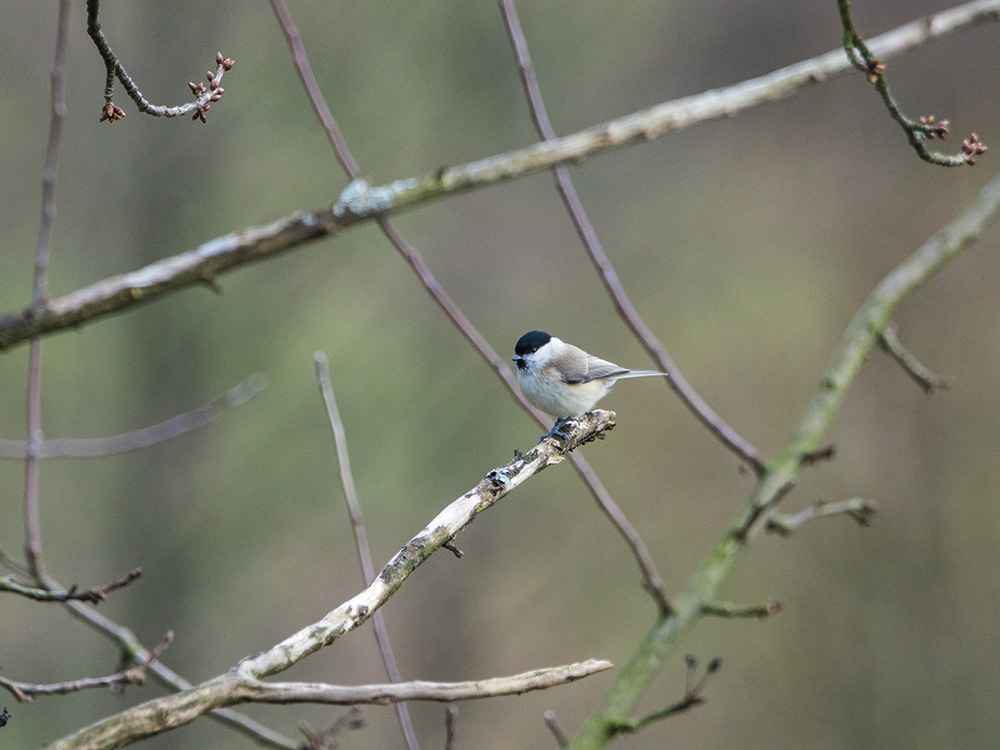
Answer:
[559,345,628,384]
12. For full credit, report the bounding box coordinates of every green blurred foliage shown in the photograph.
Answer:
[2,1,999,748]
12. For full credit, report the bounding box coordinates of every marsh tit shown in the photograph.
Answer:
[512,330,668,420]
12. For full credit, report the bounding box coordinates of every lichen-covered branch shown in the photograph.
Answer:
[2,0,996,353]
[46,412,615,749]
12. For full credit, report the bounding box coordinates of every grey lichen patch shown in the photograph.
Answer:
[332,177,419,218]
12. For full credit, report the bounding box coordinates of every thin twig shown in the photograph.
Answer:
[766,498,877,536]
[837,0,987,166]
[0,567,141,604]
[3,0,997,353]
[543,710,568,746]
[299,709,366,750]
[606,657,720,736]
[699,600,783,618]
[498,0,764,474]
[0,374,266,459]
[877,322,952,394]
[23,0,71,583]
[86,0,234,122]
[0,631,172,702]
[444,705,458,750]
[314,352,420,750]
[268,0,670,613]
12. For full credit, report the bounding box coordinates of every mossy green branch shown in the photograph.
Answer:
[567,172,1000,749]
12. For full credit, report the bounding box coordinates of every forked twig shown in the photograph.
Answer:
[0,567,141,604]
[86,0,234,122]
[837,0,987,165]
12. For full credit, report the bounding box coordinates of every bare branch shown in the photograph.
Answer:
[86,0,234,122]
[299,709,366,750]
[0,375,265,459]
[569,163,1000,750]
[22,0,71,584]
[700,600,783,618]
[607,657,720,736]
[877,322,952,394]
[0,567,141,604]
[499,0,765,475]
[444,705,458,750]
[837,0,987,165]
[46,576,297,747]
[47,414,615,749]
[247,661,613,705]
[766,499,877,536]
[543,710,569,746]
[269,1,669,612]
[0,631,171,702]
[2,0,997,354]
[314,352,419,750]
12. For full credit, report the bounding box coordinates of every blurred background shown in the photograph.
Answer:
[2,1,999,748]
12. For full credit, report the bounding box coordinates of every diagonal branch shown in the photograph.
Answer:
[46,413,616,749]
[567,167,1000,750]
[498,0,764,473]
[267,0,670,610]
[2,0,997,354]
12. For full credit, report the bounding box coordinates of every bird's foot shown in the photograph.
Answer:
[540,417,576,443]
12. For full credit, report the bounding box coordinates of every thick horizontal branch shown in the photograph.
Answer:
[47,412,615,749]
[1,0,996,353]
[244,660,613,705]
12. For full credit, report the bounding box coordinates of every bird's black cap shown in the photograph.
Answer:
[515,330,551,356]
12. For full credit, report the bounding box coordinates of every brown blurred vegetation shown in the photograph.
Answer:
[2,1,999,748]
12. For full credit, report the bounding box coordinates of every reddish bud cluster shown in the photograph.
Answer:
[962,133,988,165]
[918,115,949,140]
[98,101,126,122]
[865,58,885,85]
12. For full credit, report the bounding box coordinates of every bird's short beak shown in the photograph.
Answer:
[512,355,524,368]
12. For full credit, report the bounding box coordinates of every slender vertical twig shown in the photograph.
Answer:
[268,0,670,612]
[314,353,420,750]
[24,0,72,582]
[498,0,765,475]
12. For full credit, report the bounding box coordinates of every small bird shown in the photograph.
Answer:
[512,330,668,420]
